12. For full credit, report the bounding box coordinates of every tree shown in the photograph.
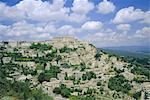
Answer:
[133,91,141,100]
[82,74,87,81]
[30,89,53,100]
[108,75,132,93]
[38,66,61,83]
[53,87,61,94]
[61,88,71,98]
[56,55,61,64]
[82,71,96,81]
[53,84,71,98]
[114,67,124,74]
[80,63,86,71]
[38,73,45,83]
[131,66,150,79]
[85,88,93,95]
[97,81,101,86]
[12,81,31,99]
[94,52,101,61]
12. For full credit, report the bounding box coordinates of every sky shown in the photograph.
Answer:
[0,0,149,47]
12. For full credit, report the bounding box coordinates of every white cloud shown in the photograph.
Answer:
[16,0,69,22]
[0,21,56,40]
[69,0,94,23]
[31,33,52,40]
[0,2,25,21]
[97,0,116,14]
[0,21,77,40]
[84,31,128,47]
[57,25,77,35]
[0,0,149,47]
[0,0,95,23]
[135,27,150,38]
[140,11,150,24]
[81,21,103,30]
[113,6,144,24]
[117,24,131,31]
[83,27,149,47]
[0,0,70,22]
[0,24,9,35]
[71,0,94,14]
[68,13,88,23]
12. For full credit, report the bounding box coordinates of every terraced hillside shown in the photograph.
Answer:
[0,37,149,100]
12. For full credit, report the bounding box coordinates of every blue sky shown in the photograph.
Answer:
[0,0,149,47]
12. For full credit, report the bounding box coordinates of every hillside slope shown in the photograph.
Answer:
[0,37,150,100]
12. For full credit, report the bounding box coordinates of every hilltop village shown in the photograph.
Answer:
[0,37,150,100]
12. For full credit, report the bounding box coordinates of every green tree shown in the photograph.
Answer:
[133,91,141,100]
[53,87,61,94]
[97,81,102,86]
[108,75,132,93]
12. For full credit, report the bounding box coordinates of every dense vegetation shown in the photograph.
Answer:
[133,91,141,100]
[0,62,52,100]
[60,46,76,53]
[108,75,132,93]
[123,56,150,68]
[53,84,96,99]
[70,95,95,100]
[0,80,53,100]
[30,43,52,51]
[82,71,96,81]
[38,66,61,83]
[131,66,150,80]
[53,84,72,98]
[94,52,101,61]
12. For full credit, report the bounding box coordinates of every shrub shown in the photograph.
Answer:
[94,52,101,60]
[53,87,61,94]
[108,75,132,93]
[60,46,76,53]
[30,43,52,51]
[131,66,150,79]
[97,81,102,86]
[82,71,96,81]
[61,88,71,98]
[133,91,141,100]
[38,66,61,83]
[114,67,124,74]
[53,84,71,98]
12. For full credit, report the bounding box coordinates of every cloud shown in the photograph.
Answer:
[71,0,94,14]
[69,0,94,23]
[0,0,149,47]
[0,0,94,23]
[16,0,70,22]
[68,13,88,23]
[81,21,103,30]
[0,21,76,40]
[0,21,56,40]
[0,2,25,21]
[84,31,128,47]
[135,27,150,38]
[140,11,150,24]
[97,0,116,14]
[0,24,9,35]
[57,25,77,35]
[31,33,52,40]
[84,27,149,47]
[113,7,144,24]
[0,0,70,22]
[116,24,131,31]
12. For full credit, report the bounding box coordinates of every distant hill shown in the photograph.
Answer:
[101,46,150,58]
